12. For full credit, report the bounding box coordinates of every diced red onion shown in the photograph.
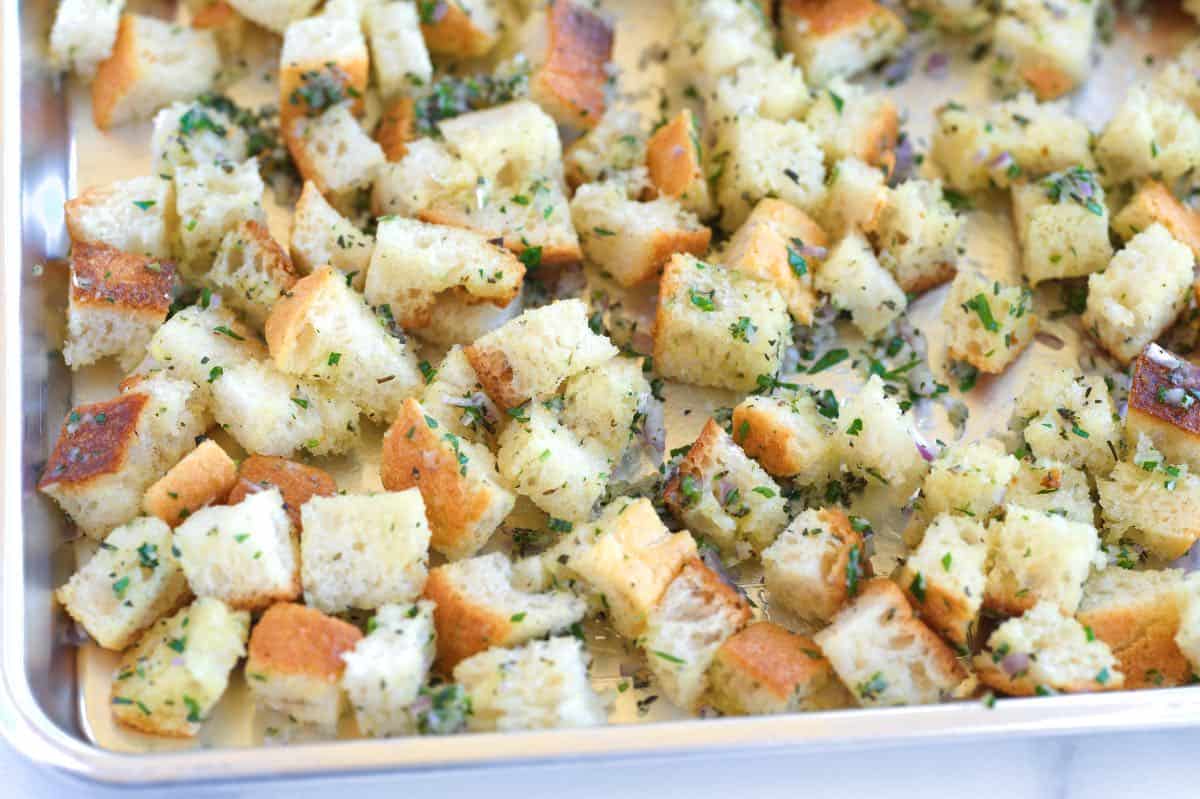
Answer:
[555,264,587,299]
[408,692,433,716]
[700,547,743,597]
[973,147,991,164]
[1034,331,1065,350]
[915,436,936,462]
[882,49,916,86]
[924,51,950,78]
[640,399,666,457]
[1146,343,1181,370]
[717,478,736,505]
[890,135,916,185]
[799,244,828,260]
[1001,652,1031,676]
[988,151,1014,171]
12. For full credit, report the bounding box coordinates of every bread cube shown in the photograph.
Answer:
[1095,87,1200,186]
[287,104,386,212]
[762,507,867,623]
[814,578,966,707]
[208,221,299,329]
[1083,224,1194,365]
[779,0,906,86]
[1006,458,1094,525]
[897,513,989,648]
[111,598,249,736]
[664,419,788,560]
[1175,576,1200,675]
[1012,168,1113,284]
[1125,344,1200,473]
[731,389,840,483]
[419,0,502,58]
[225,0,320,33]
[289,181,374,282]
[571,182,711,288]
[671,0,774,88]
[150,99,251,178]
[381,398,516,560]
[423,552,587,671]
[707,54,813,126]
[454,636,606,731]
[143,439,237,527]
[714,115,827,231]
[364,0,432,99]
[804,80,899,169]
[919,437,1020,521]
[50,0,125,78]
[375,95,417,162]
[465,298,617,410]
[641,557,752,710]
[814,231,906,340]
[65,175,174,259]
[1015,367,1119,475]
[819,157,888,240]
[905,0,991,32]
[341,601,437,737]
[720,199,826,324]
[280,16,369,125]
[174,159,267,281]
[990,0,1097,100]
[560,355,652,460]
[1113,181,1200,261]
[525,0,614,129]
[438,100,564,186]
[1098,436,1200,561]
[838,374,929,499]
[245,602,363,730]
[91,15,220,129]
[226,454,336,529]
[364,217,524,327]
[420,345,502,446]
[942,269,1037,374]
[414,292,524,349]
[872,179,964,293]
[645,108,713,219]
[566,108,648,189]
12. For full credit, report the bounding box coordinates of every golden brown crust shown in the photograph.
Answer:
[898,564,973,649]
[722,199,826,324]
[279,59,369,132]
[416,207,584,268]
[713,621,832,702]
[143,440,238,527]
[859,98,900,170]
[982,588,1037,618]
[620,227,711,287]
[1123,182,1200,262]
[730,401,802,477]
[423,564,511,673]
[376,96,417,162]
[1020,64,1076,102]
[38,393,147,490]
[651,253,691,379]
[462,344,523,411]
[263,266,336,368]
[91,14,141,130]
[237,220,299,291]
[782,0,890,36]
[226,455,337,529]
[419,1,498,58]
[1126,346,1200,454]
[246,603,362,683]
[819,508,869,612]
[896,261,958,295]
[191,1,238,29]
[860,577,966,681]
[646,110,705,202]
[69,241,175,317]
[677,557,754,627]
[662,418,723,516]
[1078,600,1192,689]
[531,1,614,129]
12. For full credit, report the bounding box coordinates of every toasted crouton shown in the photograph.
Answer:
[375,96,417,162]
[208,221,298,329]
[420,345,502,446]
[289,181,374,282]
[111,598,249,737]
[707,54,813,127]
[708,621,853,715]
[731,389,840,483]
[1095,88,1200,187]
[565,108,648,189]
[1098,436,1200,561]
[838,374,930,500]
[173,159,267,282]
[364,1,432,100]
[645,109,713,219]
[905,0,991,32]
[341,601,437,737]
[942,269,1037,374]
[143,439,237,527]
[560,355,652,460]
[721,199,826,324]
[1125,345,1200,473]
[818,157,888,239]
[1015,367,1119,476]
[226,454,337,529]
[804,79,899,169]
[985,504,1103,616]
[919,438,1020,522]
[150,99,251,178]
[287,104,386,212]
[779,0,906,86]
[65,176,175,259]
[671,0,774,88]
[245,602,363,730]
[1012,168,1113,284]
[1006,458,1094,525]
[814,232,906,340]
[713,115,827,231]
[897,513,989,648]
[50,0,125,78]
[419,0,503,58]
[1113,182,1200,262]
[526,1,614,129]
[279,16,369,126]
[224,0,320,33]
[762,507,868,623]
[872,179,963,294]
[990,0,1097,100]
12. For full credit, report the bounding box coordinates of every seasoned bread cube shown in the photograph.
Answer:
[904,0,991,32]
[143,439,237,527]
[287,104,386,212]
[208,221,299,329]
[364,0,432,99]
[1015,367,1119,475]
[279,16,369,125]
[374,95,417,162]
[226,455,336,530]
[91,14,220,129]
[421,345,502,446]
[818,157,888,240]
[838,374,929,499]
[225,0,320,33]
[565,108,648,189]
[990,0,1097,100]
[111,598,249,737]
[150,99,251,178]
[731,389,840,483]
[1012,168,1113,284]
[300,490,431,614]
[1125,345,1200,473]
[560,355,652,460]
[525,1,615,129]
[439,100,564,186]
[984,503,1103,616]
[1077,568,1191,689]
[1113,181,1200,261]
[419,0,502,58]
[975,601,1122,696]
[919,438,1020,521]
[571,182,711,288]
[664,419,788,560]
[420,292,527,349]
[720,199,826,324]
[942,269,1037,374]
[551,497,697,638]
[63,242,175,371]
[454,637,606,731]
[50,0,125,78]
[56,516,189,651]
[708,621,852,715]
[645,109,713,219]
[815,231,906,340]
[779,0,906,86]
[762,507,867,623]
[707,54,813,127]
[1006,458,1093,524]
[1097,436,1200,561]
[1083,223,1194,365]
[341,600,437,737]
[423,552,587,671]
[896,513,989,648]
[641,557,752,710]
[1153,40,1200,115]
[804,79,899,169]
[381,398,516,560]
[465,298,617,410]
[174,159,267,281]
[364,217,524,327]
[653,254,791,392]
[1095,88,1200,186]
[872,179,963,294]
[1175,576,1200,675]
[289,181,374,281]
[714,115,827,231]
[814,578,966,707]
[65,175,174,259]
[245,602,363,730]
[671,0,774,88]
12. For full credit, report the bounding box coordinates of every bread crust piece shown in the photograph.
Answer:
[721,199,827,324]
[646,110,703,200]
[419,1,498,58]
[531,1,614,129]
[708,621,850,714]
[91,14,141,129]
[246,602,362,684]
[422,564,510,672]
[143,440,238,526]
[1114,182,1200,261]
[417,207,584,268]
[376,96,416,162]
[69,242,174,318]
[38,393,147,492]
[226,455,337,529]
[783,0,885,35]
[1125,344,1200,473]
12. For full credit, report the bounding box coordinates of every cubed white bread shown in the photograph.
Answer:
[645,108,714,219]
[207,221,298,329]
[919,437,1020,521]
[560,355,652,460]
[897,513,989,648]
[779,0,906,86]
[226,454,337,530]
[549,497,697,638]
[707,54,812,126]
[818,157,888,239]
[1012,168,1113,284]
[565,108,647,189]
[363,0,432,99]
[150,99,250,178]
[1125,345,1200,473]
[713,114,827,232]
[143,439,238,527]
[289,181,374,282]
[814,578,966,707]
[423,552,587,671]
[815,231,906,340]
[762,507,868,624]
[872,178,964,294]
[341,600,437,738]
[670,0,774,89]
[364,217,524,327]
[838,374,930,499]
[1154,39,1200,115]
[454,636,606,731]
[975,601,1122,696]
[664,419,789,561]
[1174,576,1200,676]
[465,298,617,410]
[708,621,853,715]
[56,516,189,651]
[731,389,840,484]
[1077,568,1191,689]
[91,14,220,129]
[1095,87,1200,186]
[984,503,1104,616]
[287,104,386,212]
[1015,367,1119,475]
[279,16,369,125]
[905,0,991,32]
[1006,458,1094,525]
[439,100,564,186]
[111,598,249,737]
[300,490,431,614]
[990,0,1097,100]
[225,0,320,33]
[50,0,125,77]
[414,288,525,349]
[369,138,473,218]
[245,602,363,730]
[419,0,503,58]
[38,374,209,539]
[1097,436,1200,561]
[65,175,175,259]
[571,182,711,288]
[1083,223,1194,365]
[63,242,175,371]
[641,557,752,710]
[523,0,614,129]
[942,269,1038,374]
[804,80,899,170]
[720,199,826,324]
[173,159,267,282]
[381,397,516,560]
[421,345,502,446]
[653,254,791,392]
[1113,181,1200,262]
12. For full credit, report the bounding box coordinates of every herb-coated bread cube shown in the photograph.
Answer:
[65,175,175,259]
[226,454,337,529]
[225,0,320,33]
[1113,181,1200,261]
[419,0,503,58]
[287,104,386,212]
[1095,88,1200,187]
[990,0,1097,100]
[731,388,840,483]
[1174,576,1200,676]
[1014,367,1119,475]
[566,108,647,189]
[438,100,564,187]
[289,181,374,282]
[819,157,888,239]
[762,507,868,623]
[919,437,1020,522]
[50,0,125,78]
[804,80,899,170]
[1097,436,1200,561]
[872,179,963,294]
[671,0,774,90]
[341,600,437,737]
[421,345,502,446]
[143,439,237,527]
[838,374,930,499]
[897,513,988,648]
[1012,168,1113,284]
[279,16,369,126]
[560,355,653,460]
[713,115,827,231]
[173,160,267,282]
[1153,40,1200,114]
[1125,344,1200,473]
[208,221,299,329]
[150,99,251,178]
[645,109,713,219]
[815,231,906,340]
[413,290,524,349]
[524,1,614,129]
[707,54,812,127]
[364,0,432,100]
[720,199,826,324]
[1006,458,1094,524]
[905,0,991,32]
[942,269,1037,374]
[779,0,906,86]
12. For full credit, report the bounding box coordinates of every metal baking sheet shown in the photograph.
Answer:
[6,0,1200,785]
